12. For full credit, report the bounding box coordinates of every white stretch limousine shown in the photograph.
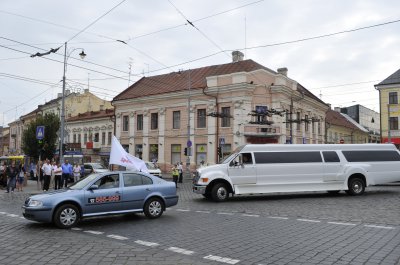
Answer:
[192,144,400,202]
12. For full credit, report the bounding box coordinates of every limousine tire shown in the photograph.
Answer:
[144,197,164,219]
[211,183,229,202]
[346,177,365,196]
[54,204,80,229]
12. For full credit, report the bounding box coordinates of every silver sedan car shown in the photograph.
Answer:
[22,171,178,228]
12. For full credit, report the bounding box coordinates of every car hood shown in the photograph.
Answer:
[29,189,81,200]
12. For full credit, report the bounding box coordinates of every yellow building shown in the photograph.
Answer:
[325,109,369,144]
[375,68,400,146]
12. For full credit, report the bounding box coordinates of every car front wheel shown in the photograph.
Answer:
[54,204,80,229]
[144,197,164,219]
[211,183,229,202]
[346,177,365,196]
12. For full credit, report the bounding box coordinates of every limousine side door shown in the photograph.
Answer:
[227,153,256,184]
[322,151,344,182]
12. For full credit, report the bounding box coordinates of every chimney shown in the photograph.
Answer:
[334,107,341,112]
[65,89,70,95]
[100,105,104,111]
[232,51,244,62]
[84,89,89,93]
[57,93,62,98]
[277,67,288,76]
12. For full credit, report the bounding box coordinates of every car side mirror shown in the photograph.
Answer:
[89,184,99,191]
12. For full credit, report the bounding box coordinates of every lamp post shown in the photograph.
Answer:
[186,69,191,178]
[60,42,86,164]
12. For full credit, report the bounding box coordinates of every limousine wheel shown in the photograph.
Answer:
[346,177,365,196]
[54,204,80,229]
[211,183,229,202]
[144,197,164,219]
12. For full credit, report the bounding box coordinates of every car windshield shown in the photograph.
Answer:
[220,145,245,164]
[69,173,100,190]
[145,162,157,170]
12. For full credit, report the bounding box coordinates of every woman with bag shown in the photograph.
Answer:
[16,164,26,192]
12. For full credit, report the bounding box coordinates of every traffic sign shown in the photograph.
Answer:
[187,140,192,147]
[219,137,225,145]
[36,126,45,140]
[339,139,345,144]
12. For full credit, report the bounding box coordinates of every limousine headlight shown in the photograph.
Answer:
[28,200,43,207]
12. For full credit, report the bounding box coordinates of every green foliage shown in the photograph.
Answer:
[22,113,60,161]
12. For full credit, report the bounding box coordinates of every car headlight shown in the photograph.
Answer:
[28,200,43,207]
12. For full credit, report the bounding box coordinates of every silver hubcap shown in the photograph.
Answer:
[149,201,162,216]
[353,182,362,193]
[217,187,227,200]
[60,208,77,226]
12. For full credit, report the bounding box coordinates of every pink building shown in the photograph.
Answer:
[113,52,328,172]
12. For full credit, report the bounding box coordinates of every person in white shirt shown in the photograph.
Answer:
[41,159,52,191]
[52,162,62,190]
[73,163,81,183]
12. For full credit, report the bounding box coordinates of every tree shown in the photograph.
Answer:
[22,113,60,161]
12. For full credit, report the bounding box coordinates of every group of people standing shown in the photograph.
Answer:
[1,161,26,193]
[171,162,184,188]
[37,159,82,191]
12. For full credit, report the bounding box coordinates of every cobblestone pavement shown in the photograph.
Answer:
[0,179,399,264]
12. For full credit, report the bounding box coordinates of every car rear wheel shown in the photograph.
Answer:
[346,177,365,196]
[54,204,80,229]
[144,197,164,219]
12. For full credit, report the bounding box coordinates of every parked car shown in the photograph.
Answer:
[22,171,179,228]
[145,161,162,178]
[83,163,109,176]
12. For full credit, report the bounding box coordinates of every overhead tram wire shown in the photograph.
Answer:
[167,0,230,59]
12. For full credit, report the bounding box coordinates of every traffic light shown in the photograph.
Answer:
[217,147,222,157]
[184,147,188,156]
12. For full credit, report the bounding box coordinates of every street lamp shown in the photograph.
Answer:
[60,42,86,164]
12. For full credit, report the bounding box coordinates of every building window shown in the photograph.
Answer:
[151,113,158,130]
[389,92,398,104]
[122,115,129,131]
[102,132,106,145]
[221,107,231,127]
[389,117,398,130]
[135,144,143,159]
[171,144,181,165]
[94,133,99,142]
[173,111,180,129]
[305,115,309,132]
[149,144,158,162]
[296,112,300,130]
[196,144,207,166]
[197,109,206,128]
[108,132,112,145]
[78,134,81,143]
[73,134,76,143]
[256,106,267,123]
[137,114,143,131]
[84,133,88,144]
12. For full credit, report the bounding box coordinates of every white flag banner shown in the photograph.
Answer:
[110,136,149,173]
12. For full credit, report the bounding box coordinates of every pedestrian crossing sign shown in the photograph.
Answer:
[36,126,45,140]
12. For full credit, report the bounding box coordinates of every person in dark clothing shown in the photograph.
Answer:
[5,161,18,193]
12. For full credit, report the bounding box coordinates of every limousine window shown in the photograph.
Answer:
[322,151,340,163]
[254,151,322,164]
[342,150,400,162]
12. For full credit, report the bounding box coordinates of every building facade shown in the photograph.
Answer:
[113,52,329,171]
[340,104,380,143]
[66,109,115,166]
[375,68,400,147]
[326,109,369,144]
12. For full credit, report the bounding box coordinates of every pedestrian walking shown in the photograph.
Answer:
[177,162,183,183]
[53,162,62,190]
[171,164,179,188]
[61,159,73,188]
[73,163,81,183]
[16,164,26,192]
[5,161,18,193]
[41,159,52,191]
[29,161,35,180]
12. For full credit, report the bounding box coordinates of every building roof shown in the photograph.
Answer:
[376,68,400,86]
[326,109,367,132]
[66,109,114,122]
[113,59,326,105]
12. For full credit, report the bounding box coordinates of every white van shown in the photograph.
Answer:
[192,144,400,202]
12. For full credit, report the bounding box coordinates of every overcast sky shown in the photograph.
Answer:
[1,0,400,126]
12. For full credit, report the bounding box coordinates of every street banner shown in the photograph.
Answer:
[110,136,149,173]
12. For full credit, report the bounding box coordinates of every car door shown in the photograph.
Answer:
[83,173,123,215]
[121,172,153,210]
[227,153,257,185]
